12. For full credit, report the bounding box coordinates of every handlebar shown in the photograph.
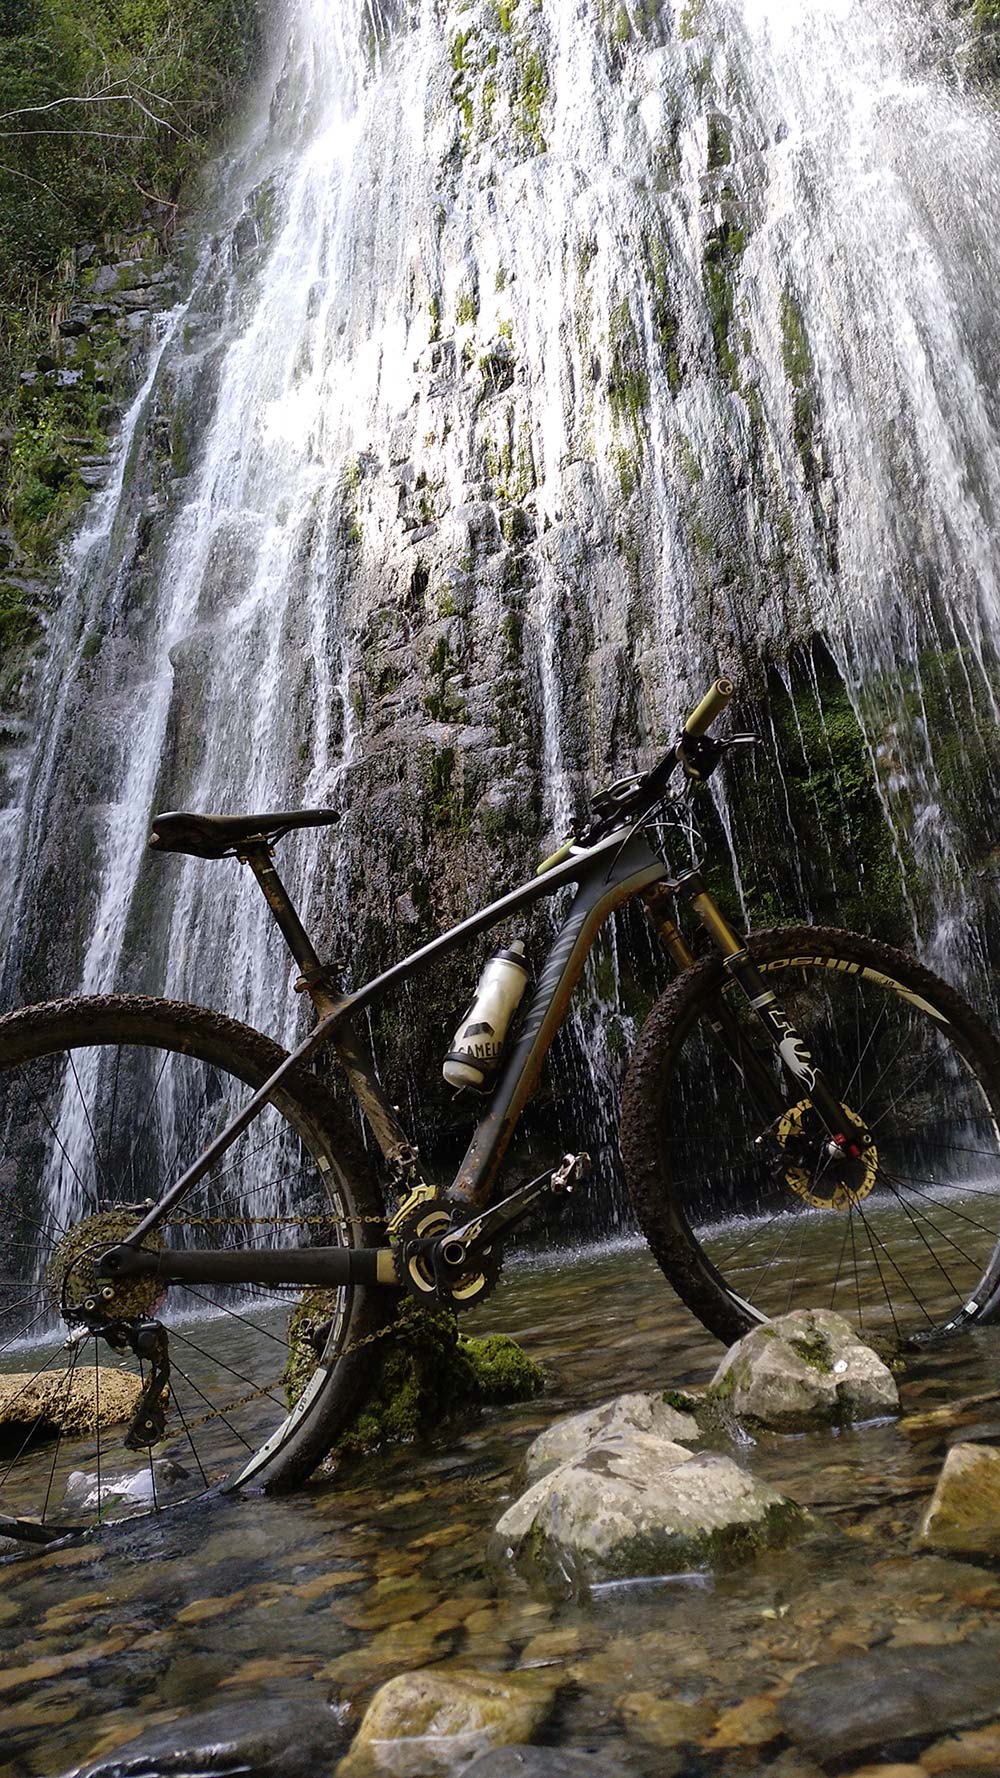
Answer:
[683,677,735,737]
[564,675,738,853]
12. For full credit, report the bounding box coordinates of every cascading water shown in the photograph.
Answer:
[3,0,1000,1223]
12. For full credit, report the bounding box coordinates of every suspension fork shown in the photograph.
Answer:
[645,876,867,1149]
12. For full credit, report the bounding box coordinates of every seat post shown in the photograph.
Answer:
[240,843,428,1187]
[240,842,334,1006]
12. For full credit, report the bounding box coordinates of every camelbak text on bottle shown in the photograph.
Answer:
[443,942,530,1090]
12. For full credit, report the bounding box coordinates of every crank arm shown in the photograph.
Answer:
[442,1152,591,1264]
[99,1243,400,1290]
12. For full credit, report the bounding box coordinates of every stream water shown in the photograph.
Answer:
[4,1242,1000,1776]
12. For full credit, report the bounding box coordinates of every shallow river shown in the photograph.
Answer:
[3,1240,1000,1777]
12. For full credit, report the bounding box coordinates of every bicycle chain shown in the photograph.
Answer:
[160,1208,398,1433]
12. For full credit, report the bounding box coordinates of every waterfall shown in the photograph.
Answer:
[3,0,1000,1219]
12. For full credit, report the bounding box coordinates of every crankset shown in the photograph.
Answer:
[391,1152,590,1310]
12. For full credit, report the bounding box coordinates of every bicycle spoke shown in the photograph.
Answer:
[853,1197,902,1339]
[40,1346,80,1523]
[169,1388,210,1489]
[166,1325,286,1409]
[168,1360,257,1453]
[175,1286,292,1350]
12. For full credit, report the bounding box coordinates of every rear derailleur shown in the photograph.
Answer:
[390,1151,591,1311]
[65,1311,172,1451]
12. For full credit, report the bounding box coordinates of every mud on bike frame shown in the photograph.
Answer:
[99,678,859,1298]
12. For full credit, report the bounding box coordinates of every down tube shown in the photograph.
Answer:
[449,834,664,1206]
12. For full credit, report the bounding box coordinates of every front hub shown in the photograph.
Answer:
[771,1101,878,1210]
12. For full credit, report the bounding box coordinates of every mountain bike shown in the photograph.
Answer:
[4,678,1000,1546]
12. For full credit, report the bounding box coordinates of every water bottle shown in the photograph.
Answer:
[443,941,530,1090]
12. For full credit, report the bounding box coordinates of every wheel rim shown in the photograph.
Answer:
[0,1028,358,1541]
[660,952,1000,1341]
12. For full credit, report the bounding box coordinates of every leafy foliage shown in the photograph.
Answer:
[0,0,261,426]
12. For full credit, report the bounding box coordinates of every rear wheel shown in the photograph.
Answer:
[621,927,1000,1345]
[0,996,388,1544]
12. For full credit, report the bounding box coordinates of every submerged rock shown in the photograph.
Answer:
[778,1637,1000,1766]
[706,1308,899,1431]
[61,1699,344,1777]
[63,1457,190,1516]
[918,1441,1000,1554]
[494,1429,807,1592]
[523,1391,699,1483]
[0,1367,142,1448]
[337,1666,556,1776]
[464,1752,634,1776]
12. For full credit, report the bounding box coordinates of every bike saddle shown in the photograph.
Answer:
[148,808,340,859]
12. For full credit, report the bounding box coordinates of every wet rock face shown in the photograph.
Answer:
[494,1427,807,1592]
[337,1666,557,1777]
[706,1308,900,1431]
[918,1440,1000,1554]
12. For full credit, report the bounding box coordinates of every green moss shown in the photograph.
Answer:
[284,1299,542,1459]
[707,114,732,169]
[607,297,650,427]
[789,1329,834,1373]
[456,289,478,327]
[428,294,441,342]
[457,1331,544,1399]
[703,219,747,388]
[679,0,703,39]
[426,744,461,829]
[780,290,819,486]
[0,578,43,655]
[513,39,549,152]
[662,1388,702,1414]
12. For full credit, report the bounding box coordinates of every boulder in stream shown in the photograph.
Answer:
[706,1307,899,1431]
[0,1366,142,1450]
[494,1427,807,1592]
[336,1666,557,1776]
[522,1390,700,1483]
[918,1440,1000,1554]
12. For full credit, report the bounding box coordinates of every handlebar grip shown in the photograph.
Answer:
[683,677,735,737]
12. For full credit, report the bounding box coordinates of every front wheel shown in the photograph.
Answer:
[621,926,1000,1345]
[0,996,389,1544]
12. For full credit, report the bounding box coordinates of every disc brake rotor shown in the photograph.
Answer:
[47,1210,165,1324]
[774,1101,878,1210]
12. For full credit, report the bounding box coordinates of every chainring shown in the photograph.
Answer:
[46,1209,165,1324]
[391,1204,501,1310]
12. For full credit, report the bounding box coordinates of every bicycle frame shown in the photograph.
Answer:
[105,803,857,1293]
[118,823,667,1260]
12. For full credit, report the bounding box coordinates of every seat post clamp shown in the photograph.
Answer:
[295,962,338,995]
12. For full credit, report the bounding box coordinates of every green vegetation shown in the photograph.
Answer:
[0,1,262,422]
[284,1299,544,1459]
[759,649,911,938]
[780,290,818,484]
[703,218,747,387]
[512,37,548,152]
[607,297,650,427]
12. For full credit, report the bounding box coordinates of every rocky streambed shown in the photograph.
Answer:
[4,1243,1000,1778]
